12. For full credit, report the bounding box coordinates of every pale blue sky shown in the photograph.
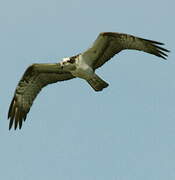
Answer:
[0,0,174,179]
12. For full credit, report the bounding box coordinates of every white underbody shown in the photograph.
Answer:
[61,55,109,92]
[62,55,95,80]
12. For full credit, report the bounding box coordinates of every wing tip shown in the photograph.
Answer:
[8,98,27,130]
[142,38,170,60]
[154,45,170,60]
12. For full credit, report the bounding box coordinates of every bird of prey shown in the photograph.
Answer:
[8,32,170,130]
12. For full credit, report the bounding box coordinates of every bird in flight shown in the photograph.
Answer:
[8,32,170,130]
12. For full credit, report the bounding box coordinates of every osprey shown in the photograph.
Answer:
[8,32,170,130]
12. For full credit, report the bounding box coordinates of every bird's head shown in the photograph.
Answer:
[60,57,76,71]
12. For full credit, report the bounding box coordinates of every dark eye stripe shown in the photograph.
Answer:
[69,58,75,63]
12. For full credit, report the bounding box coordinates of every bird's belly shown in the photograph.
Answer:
[71,66,94,80]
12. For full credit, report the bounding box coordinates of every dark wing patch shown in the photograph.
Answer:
[8,65,74,130]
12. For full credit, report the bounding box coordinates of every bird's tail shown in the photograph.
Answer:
[87,74,109,91]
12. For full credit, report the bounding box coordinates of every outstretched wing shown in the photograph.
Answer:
[81,32,170,69]
[8,63,75,130]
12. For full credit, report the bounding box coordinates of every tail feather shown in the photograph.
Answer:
[87,75,109,91]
